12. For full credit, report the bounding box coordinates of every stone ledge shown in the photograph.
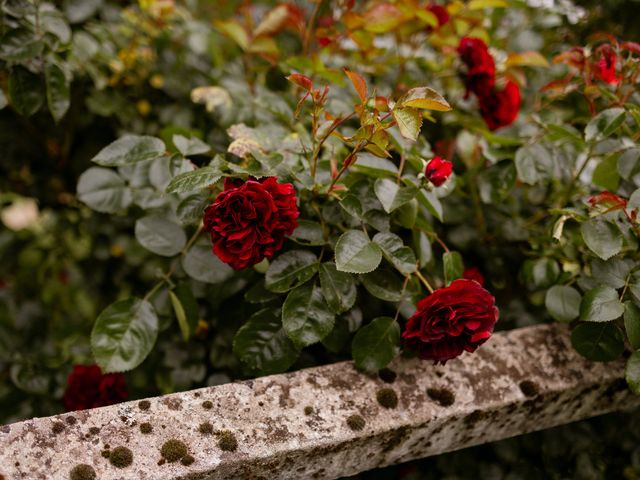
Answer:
[1,323,638,480]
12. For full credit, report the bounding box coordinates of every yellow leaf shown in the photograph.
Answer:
[397,87,452,112]
[214,20,249,50]
[506,51,550,68]
[468,0,508,9]
[344,68,368,103]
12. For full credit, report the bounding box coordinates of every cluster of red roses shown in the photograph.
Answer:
[457,37,521,130]
[63,365,127,411]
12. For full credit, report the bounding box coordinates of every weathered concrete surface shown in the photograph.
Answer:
[1,324,638,480]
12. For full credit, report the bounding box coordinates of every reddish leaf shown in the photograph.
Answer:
[344,68,368,102]
[286,73,313,91]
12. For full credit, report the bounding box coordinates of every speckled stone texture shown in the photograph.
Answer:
[1,324,638,480]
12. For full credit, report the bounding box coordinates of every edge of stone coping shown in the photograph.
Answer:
[0,323,638,480]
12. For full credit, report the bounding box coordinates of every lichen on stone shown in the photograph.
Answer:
[199,422,214,435]
[138,400,151,411]
[69,464,96,480]
[51,422,65,434]
[109,446,133,468]
[161,439,188,463]
[427,387,455,406]
[376,388,399,409]
[181,454,195,466]
[140,422,153,434]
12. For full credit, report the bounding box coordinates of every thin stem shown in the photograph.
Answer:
[414,270,434,294]
[394,276,411,322]
[311,111,355,181]
[303,0,323,56]
[143,281,164,302]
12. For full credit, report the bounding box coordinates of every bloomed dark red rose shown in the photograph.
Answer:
[457,37,496,97]
[402,279,499,364]
[463,267,485,286]
[478,80,521,130]
[425,156,452,187]
[63,365,128,411]
[426,4,449,28]
[204,177,299,270]
[594,44,619,85]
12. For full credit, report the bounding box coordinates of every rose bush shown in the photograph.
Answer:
[0,0,639,426]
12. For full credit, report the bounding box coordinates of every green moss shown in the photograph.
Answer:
[202,400,213,410]
[519,380,539,398]
[161,439,188,462]
[427,387,455,407]
[378,368,397,384]
[138,400,151,411]
[346,415,366,431]
[181,454,195,466]
[51,422,65,434]
[69,464,96,480]
[304,406,313,415]
[140,422,153,434]
[376,388,398,409]
[65,416,77,425]
[101,450,111,458]
[217,430,238,452]
[88,427,100,435]
[199,422,213,435]
[109,446,133,468]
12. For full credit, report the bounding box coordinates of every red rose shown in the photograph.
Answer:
[425,156,453,187]
[458,37,496,97]
[402,279,499,364]
[63,365,128,411]
[593,44,619,85]
[426,4,450,28]
[463,266,485,286]
[478,80,521,130]
[204,177,299,270]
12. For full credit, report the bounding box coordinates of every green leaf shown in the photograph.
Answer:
[233,308,299,374]
[477,161,516,204]
[630,189,640,210]
[182,240,234,284]
[77,167,132,213]
[361,268,404,302]
[396,86,451,111]
[545,285,581,323]
[0,89,7,110]
[394,198,418,228]
[265,250,318,293]
[624,302,640,350]
[282,284,335,348]
[416,189,443,222]
[318,262,357,314]
[91,298,159,373]
[373,232,416,275]
[290,220,326,246]
[592,154,620,191]
[580,285,625,322]
[176,193,209,225]
[0,29,44,62]
[585,107,626,141]
[626,351,640,394]
[335,230,382,274]
[373,178,416,213]
[351,317,400,371]
[617,148,640,180]
[169,291,190,341]
[413,230,432,268]
[244,280,280,304]
[581,219,622,260]
[166,166,222,194]
[174,283,199,335]
[515,143,553,185]
[352,153,398,177]
[9,67,44,117]
[135,215,187,257]
[590,257,634,289]
[45,63,70,123]
[92,135,166,167]
[443,251,464,286]
[392,107,422,141]
[172,134,211,156]
[571,322,624,362]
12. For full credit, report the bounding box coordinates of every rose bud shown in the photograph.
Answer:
[203,177,299,270]
[402,279,499,364]
[593,44,620,85]
[463,266,485,286]
[63,365,128,411]
[425,156,453,187]
[457,37,496,98]
[478,80,521,130]
[426,4,450,29]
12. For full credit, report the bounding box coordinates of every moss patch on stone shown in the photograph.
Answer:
[376,388,398,409]
[346,415,366,431]
[202,400,213,410]
[427,387,455,407]
[181,454,195,466]
[65,416,77,425]
[88,427,100,435]
[101,450,111,458]
[199,422,213,435]
[161,439,188,463]
[519,380,539,397]
[217,430,238,452]
[69,464,96,480]
[51,422,65,434]
[378,368,397,384]
[109,446,133,468]
[138,400,151,411]
[304,406,313,415]
[140,422,153,434]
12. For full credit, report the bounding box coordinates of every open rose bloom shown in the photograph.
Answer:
[402,279,499,364]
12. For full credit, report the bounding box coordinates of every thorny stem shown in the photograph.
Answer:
[311,111,356,181]
[422,229,450,253]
